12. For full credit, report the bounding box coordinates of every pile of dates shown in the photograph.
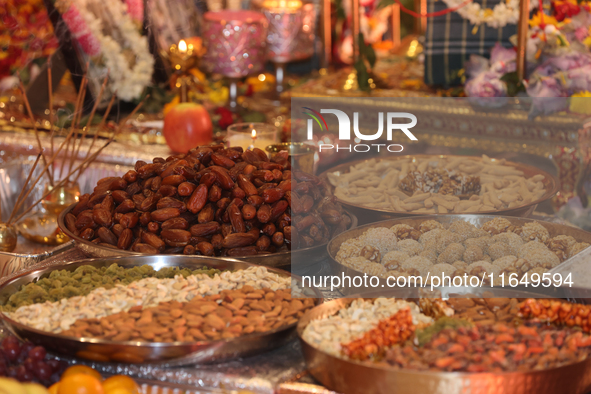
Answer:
[64,144,351,256]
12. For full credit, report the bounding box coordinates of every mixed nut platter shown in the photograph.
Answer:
[0,255,320,365]
[299,290,591,394]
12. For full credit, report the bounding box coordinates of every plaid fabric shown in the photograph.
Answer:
[424,0,517,86]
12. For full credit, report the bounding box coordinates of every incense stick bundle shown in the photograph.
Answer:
[9,66,125,227]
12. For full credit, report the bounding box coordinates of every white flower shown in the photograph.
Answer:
[441,0,537,29]
[73,0,154,101]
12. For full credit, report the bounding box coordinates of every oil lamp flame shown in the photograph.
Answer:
[179,39,188,53]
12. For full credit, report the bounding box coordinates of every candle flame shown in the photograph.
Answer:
[251,129,257,139]
[179,40,188,53]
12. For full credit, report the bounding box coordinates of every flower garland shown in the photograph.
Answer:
[125,0,144,24]
[60,0,153,101]
[441,0,538,29]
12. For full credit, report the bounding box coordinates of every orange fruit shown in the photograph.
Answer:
[102,375,139,394]
[57,374,104,394]
[61,365,103,381]
[49,383,60,394]
[102,389,135,394]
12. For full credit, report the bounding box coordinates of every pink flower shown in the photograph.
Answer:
[575,26,588,42]
[490,43,516,74]
[61,5,101,56]
[465,71,507,98]
[125,0,144,24]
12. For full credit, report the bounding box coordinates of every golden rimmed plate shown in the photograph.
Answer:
[0,255,322,366]
[319,155,559,223]
[297,288,591,394]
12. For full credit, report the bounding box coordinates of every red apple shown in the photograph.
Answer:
[163,103,213,153]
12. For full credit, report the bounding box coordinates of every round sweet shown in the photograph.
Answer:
[482,217,512,235]
[463,245,484,264]
[336,238,364,263]
[518,241,549,259]
[448,220,488,242]
[418,220,444,233]
[419,228,447,252]
[400,256,433,276]
[487,242,513,260]
[420,249,438,263]
[437,243,465,264]
[435,231,461,254]
[464,235,493,251]
[359,227,398,256]
[452,261,469,271]
[526,248,560,269]
[520,222,550,243]
[396,239,423,257]
[491,232,524,255]
[382,251,411,266]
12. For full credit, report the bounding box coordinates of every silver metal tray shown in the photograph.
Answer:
[327,215,591,296]
[0,158,130,277]
[58,205,358,270]
[319,155,559,223]
[297,287,591,394]
[0,255,322,366]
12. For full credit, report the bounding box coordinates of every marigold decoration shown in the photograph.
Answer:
[207,82,229,106]
[529,11,560,29]
[0,0,58,79]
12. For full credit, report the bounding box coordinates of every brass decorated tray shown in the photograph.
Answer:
[320,155,559,223]
[297,288,591,394]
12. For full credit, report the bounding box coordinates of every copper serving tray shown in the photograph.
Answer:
[57,205,357,270]
[319,155,559,223]
[327,215,591,296]
[0,255,322,366]
[297,288,591,394]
